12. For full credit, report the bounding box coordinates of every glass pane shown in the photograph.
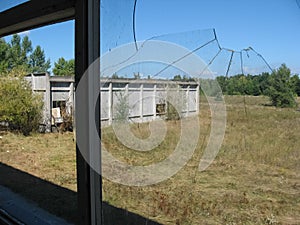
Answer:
[100,0,137,55]
[0,0,29,12]
[99,0,300,225]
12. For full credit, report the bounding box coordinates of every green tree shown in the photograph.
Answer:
[246,75,261,96]
[114,91,130,122]
[1,35,52,73]
[257,72,271,95]
[225,76,241,95]
[266,64,296,107]
[0,38,9,73]
[172,74,182,81]
[290,74,300,96]
[7,34,22,70]
[29,45,51,73]
[112,73,119,79]
[6,35,34,71]
[216,76,227,93]
[200,78,221,97]
[52,57,75,76]
[133,72,141,79]
[165,85,186,120]
[0,69,43,135]
[21,36,32,66]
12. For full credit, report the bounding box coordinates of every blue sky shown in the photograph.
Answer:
[135,0,300,74]
[1,0,300,75]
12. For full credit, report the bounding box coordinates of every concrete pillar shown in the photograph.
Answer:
[196,82,200,114]
[108,82,113,125]
[140,83,143,121]
[31,73,35,92]
[153,84,157,119]
[45,73,51,132]
[186,85,190,116]
[69,81,74,115]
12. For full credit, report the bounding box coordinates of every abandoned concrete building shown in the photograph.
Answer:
[25,73,200,130]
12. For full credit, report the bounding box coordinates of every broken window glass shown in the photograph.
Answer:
[99,1,300,224]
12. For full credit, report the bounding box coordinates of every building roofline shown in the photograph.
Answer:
[26,73,199,85]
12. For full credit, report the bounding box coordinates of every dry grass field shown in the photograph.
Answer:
[0,95,299,224]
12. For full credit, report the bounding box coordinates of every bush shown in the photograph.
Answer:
[165,86,186,120]
[113,91,130,122]
[266,64,296,108]
[0,71,43,135]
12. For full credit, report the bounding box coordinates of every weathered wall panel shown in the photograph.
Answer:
[25,74,199,125]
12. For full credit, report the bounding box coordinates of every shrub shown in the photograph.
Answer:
[266,64,296,108]
[113,91,130,122]
[165,85,186,120]
[0,70,43,135]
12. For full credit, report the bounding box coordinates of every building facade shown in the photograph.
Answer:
[25,73,200,130]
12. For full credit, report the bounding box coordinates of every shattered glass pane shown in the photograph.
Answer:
[100,0,137,55]
[99,0,298,224]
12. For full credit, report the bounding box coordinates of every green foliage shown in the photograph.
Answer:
[215,64,297,108]
[266,64,296,108]
[112,73,119,79]
[172,74,182,81]
[290,74,300,96]
[0,34,51,74]
[114,91,130,122]
[53,57,75,76]
[0,70,43,135]
[134,72,141,79]
[0,38,9,73]
[199,78,221,97]
[165,85,186,120]
[29,45,51,73]
[172,74,195,82]
[21,36,33,66]
[217,74,263,96]
[217,74,265,96]
[166,103,180,120]
[7,34,27,70]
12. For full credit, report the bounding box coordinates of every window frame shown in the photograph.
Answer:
[0,0,102,224]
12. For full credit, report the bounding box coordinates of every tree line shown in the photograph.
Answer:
[216,67,300,97]
[0,34,74,76]
[0,34,74,135]
[217,64,299,107]
[173,64,300,108]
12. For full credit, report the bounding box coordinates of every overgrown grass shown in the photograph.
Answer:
[0,95,299,224]
[0,132,76,191]
[102,95,300,225]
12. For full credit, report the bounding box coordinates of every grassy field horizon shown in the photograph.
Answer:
[0,95,299,224]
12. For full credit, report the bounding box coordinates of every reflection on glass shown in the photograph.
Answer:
[100,0,300,225]
[100,0,136,55]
